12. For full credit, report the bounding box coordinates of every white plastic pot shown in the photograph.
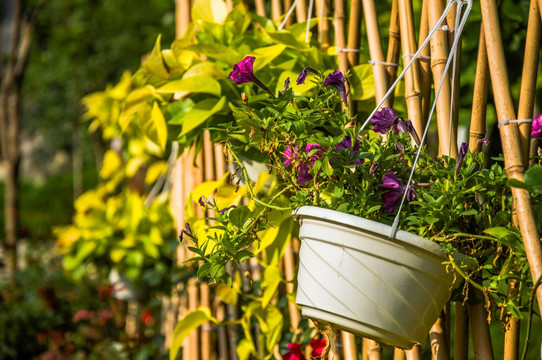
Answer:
[293,206,460,349]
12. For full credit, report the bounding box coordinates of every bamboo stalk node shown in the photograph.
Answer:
[403,53,431,61]
[337,47,360,53]
[498,118,532,128]
[369,59,399,67]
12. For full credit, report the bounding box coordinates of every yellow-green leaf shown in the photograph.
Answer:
[215,283,239,306]
[156,75,221,97]
[236,339,255,360]
[144,35,169,79]
[100,150,122,180]
[251,45,287,71]
[183,61,225,80]
[169,307,218,360]
[139,102,168,151]
[191,0,228,24]
[180,96,226,136]
[261,266,282,308]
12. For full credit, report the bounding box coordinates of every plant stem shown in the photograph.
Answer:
[520,273,542,360]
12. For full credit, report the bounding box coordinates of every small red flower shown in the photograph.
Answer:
[72,309,95,323]
[97,309,114,325]
[141,309,155,326]
[283,342,306,360]
[310,338,327,358]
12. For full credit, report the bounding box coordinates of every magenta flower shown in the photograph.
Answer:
[532,114,542,138]
[283,342,306,360]
[283,145,299,166]
[456,142,469,174]
[297,66,317,85]
[179,223,194,242]
[324,70,348,105]
[297,163,313,185]
[229,56,273,95]
[380,171,415,213]
[371,107,406,134]
[305,143,322,166]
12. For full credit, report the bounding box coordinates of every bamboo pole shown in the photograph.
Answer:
[398,0,424,137]
[393,349,407,360]
[446,1,461,145]
[346,0,362,67]
[468,24,489,153]
[428,0,456,157]
[405,345,422,360]
[272,0,283,20]
[284,0,294,27]
[385,0,401,107]
[468,289,495,360]
[215,298,229,360]
[362,338,382,360]
[316,0,331,51]
[517,0,541,167]
[429,311,449,360]
[418,0,432,122]
[454,302,469,360]
[255,0,266,17]
[503,279,520,360]
[480,0,542,315]
[363,0,389,107]
[176,0,191,38]
[334,0,349,76]
[296,0,307,22]
[341,331,358,360]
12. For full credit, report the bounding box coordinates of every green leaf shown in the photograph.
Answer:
[234,250,255,262]
[507,178,529,190]
[197,263,211,278]
[180,96,227,136]
[183,44,242,65]
[525,165,542,194]
[156,75,221,97]
[170,307,218,360]
[229,206,252,228]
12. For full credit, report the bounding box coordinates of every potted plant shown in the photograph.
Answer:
[183,56,536,349]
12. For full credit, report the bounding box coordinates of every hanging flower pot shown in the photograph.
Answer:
[294,206,461,349]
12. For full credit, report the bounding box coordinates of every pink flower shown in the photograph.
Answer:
[283,145,299,166]
[72,309,95,323]
[532,114,542,138]
[97,309,114,325]
[283,342,306,360]
[310,338,327,358]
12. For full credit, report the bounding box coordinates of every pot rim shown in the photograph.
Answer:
[293,205,448,259]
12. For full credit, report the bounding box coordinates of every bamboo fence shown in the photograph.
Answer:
[165,0,542,358]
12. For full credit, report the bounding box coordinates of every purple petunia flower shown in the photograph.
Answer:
[296,67,317,85]
[229,56,272,95]
[405,120,421,145]
[380,171,415,213]
[283,145,299,167]
[305,143,322,166]
[283,77,290,91]
[198,195,210,207]
[219,205,237,214]
[456,142,469,174]
[532,114,542,138]
[477,138,490,147]
[324,70,348,105]
[334,135,364,165]
[297,163,313,185]
[371,107,406,134]
[179,223,194,242]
